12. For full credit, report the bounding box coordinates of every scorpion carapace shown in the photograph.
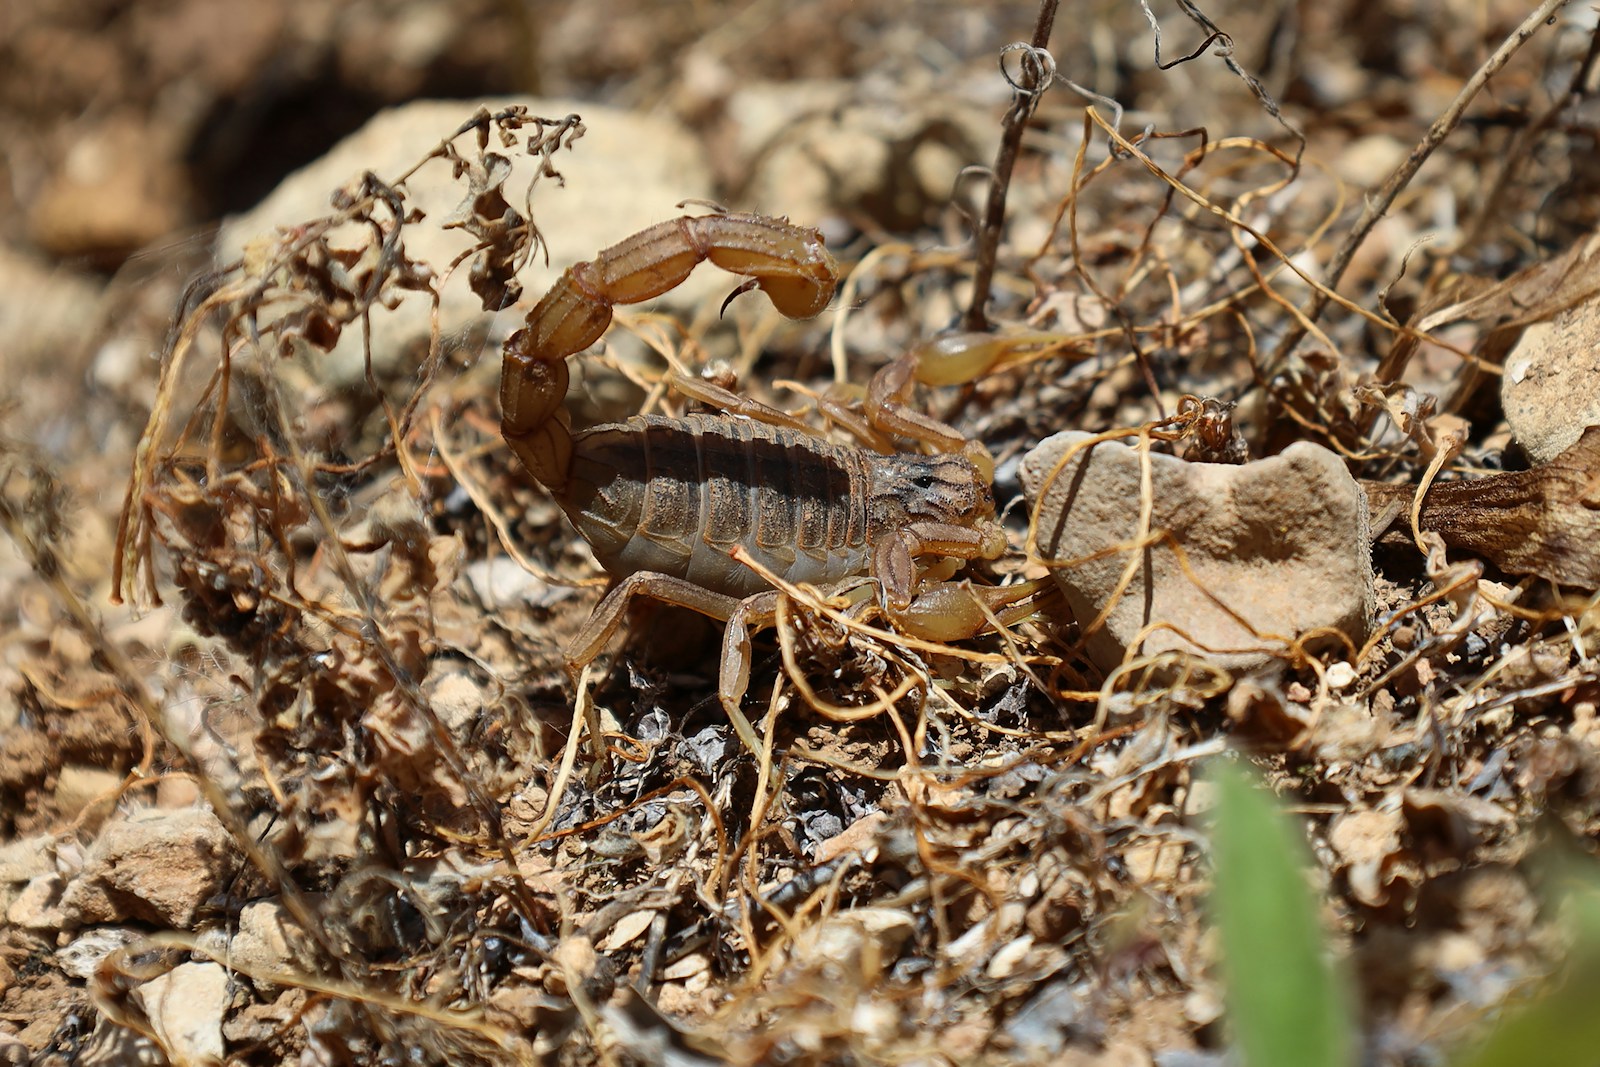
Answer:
[499,209,1039,720]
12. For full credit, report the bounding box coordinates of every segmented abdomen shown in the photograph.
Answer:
[561,413,874,599]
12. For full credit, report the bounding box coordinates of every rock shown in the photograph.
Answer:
[133,961,229,1067]
[726,79,1000,232]
[156,776,202,809]
[463,556,574,610]
[58,927,144,981]
[218,97,714,390]
[26,117,189,262]
[53,763,124,820]
[428,672,486,734]
[6,875,65,930]
[0,838,55,921]
[1020,433,1373,673]
[226,900,318,987]
[789,907,915,971]
[0,248,103,376]
[1332,133,1407,189]
[1502,296,1600,463]
[1329,808,1403,907]
[0,835,54,885]
[60,807,236,928]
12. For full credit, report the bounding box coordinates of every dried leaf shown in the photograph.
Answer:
[1366,426,1600,587]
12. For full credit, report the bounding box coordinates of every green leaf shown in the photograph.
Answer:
[1207,760,1353,1067]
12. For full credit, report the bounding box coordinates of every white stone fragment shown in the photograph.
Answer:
[1502,296,1600,462]
[133,961,229,1067]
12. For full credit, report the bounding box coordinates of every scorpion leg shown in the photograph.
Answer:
[570,552,1044,736]
[862,331,1067,477]
[564,571,779,747]
[566,572,746,677]
[666,371,815,435]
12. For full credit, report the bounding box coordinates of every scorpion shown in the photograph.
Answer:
[499,209,1042,720]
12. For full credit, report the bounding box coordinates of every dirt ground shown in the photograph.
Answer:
[4,1,1600,1064]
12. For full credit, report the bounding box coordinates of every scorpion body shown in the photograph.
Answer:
[499,209,1032,717]
[562,412,995,600]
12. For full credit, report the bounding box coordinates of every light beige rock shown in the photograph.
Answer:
[463,556,574,610]
[26,118,188,260]
[6,875,65,930]
[1332,133,1408,189]
[0,835,54,885]
[60,807,235,928]
[1502,296,1600,463]
[727,79,1000,231]
[226,900,318,986]
[155,776,202,809]
[0,248,103,376]
[53,763,124,820]
[1331,807,1404,906]
[789,907,916,972]
[218,97,715,390]
[133,961,229,1067]
[427,672,486,734]
[1020,432,1373,673]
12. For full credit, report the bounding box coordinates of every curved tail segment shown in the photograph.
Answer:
[499,212,839,496]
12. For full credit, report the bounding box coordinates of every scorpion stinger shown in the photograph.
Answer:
[718,278,762,318]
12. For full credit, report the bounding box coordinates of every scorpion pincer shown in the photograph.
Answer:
[499,210,1035,719]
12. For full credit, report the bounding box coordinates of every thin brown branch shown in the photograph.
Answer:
[963,0,1060,332]
[1460,19,1600,251]
[1267,0,1571,373]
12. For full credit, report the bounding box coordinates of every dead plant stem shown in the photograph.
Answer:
[1460,18,1600,250]
[964,0,1060,332]
[1267,0,1570,372]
